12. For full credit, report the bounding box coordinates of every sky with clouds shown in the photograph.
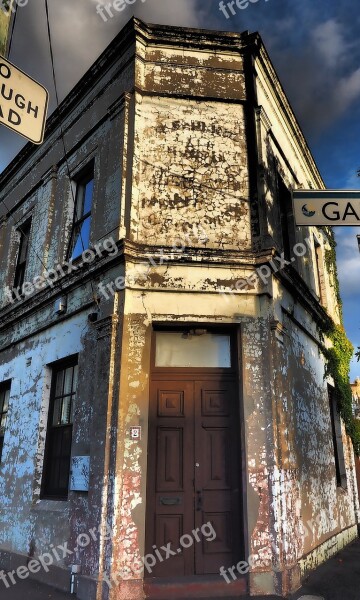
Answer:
[1,0,360,377]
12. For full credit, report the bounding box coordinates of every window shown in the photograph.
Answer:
[277,175,295,261]
[328,385,347,488]
[42,359,78,499]
[0,383,10,462]
[14,218,32,289]
[155,331,232,368]
[314,237,327,306]
[68,169,94,261]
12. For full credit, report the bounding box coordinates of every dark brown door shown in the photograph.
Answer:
[145,376,242,577]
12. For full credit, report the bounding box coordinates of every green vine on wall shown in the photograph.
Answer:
[324,324,360,456]
[321,228,360,455]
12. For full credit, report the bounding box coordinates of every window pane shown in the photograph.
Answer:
[83,179,93,215]
[3,390,9,413]
[79,217,91,249]
[61,396,72,425]
[63,367,73,396]
[52,397,62,426]
[55,370,64,398]
[71,217,91,260]
[0,414,7,434]
[155,332,231,368]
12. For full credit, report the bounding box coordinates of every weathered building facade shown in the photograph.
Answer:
[0,18,359,600]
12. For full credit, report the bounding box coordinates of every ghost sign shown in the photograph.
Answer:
[0,55,48,144]
[293,190,360,226]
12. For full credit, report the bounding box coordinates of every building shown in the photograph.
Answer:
[351,379,360,504]
[352,379,360,417]
[0,18,359,600]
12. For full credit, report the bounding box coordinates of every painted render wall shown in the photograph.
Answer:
[0,313,86,559]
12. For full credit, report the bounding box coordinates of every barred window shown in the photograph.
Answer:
[41,359,78,499]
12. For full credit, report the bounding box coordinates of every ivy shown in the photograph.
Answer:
[324,324,360,454]
[320,229,360,454]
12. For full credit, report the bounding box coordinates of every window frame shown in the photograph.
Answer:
[313,236,327,307]
[67,166,94,261]
[14,218,32,290]
[41,357,78,500]
[0,382,11,463]
[328,385,347,489]
[277,174,295,261]
[151,325,238,375]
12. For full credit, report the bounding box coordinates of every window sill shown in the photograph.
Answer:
[31,499,69,512]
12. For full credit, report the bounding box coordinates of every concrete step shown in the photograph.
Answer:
[143,575,247,599]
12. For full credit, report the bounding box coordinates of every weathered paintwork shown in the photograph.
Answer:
[0,18,358,600]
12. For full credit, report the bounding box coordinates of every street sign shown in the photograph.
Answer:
[293,190,360,226]
[0,55,49,144]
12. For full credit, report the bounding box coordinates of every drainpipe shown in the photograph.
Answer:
[70,564,81,595]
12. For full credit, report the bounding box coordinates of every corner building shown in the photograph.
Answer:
[0,18,358,600]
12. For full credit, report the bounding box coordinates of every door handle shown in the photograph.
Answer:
[196,490,203,512]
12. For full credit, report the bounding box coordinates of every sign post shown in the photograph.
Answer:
[293,190,360,226]
[0,55,49,144]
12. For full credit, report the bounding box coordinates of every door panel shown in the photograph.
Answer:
[146,377,242,578]
[147,381,194,576]
[194,380,240,574]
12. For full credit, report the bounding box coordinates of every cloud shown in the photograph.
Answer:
[310,19,348,68]
[337,255,360,297]
[337,68,360,113]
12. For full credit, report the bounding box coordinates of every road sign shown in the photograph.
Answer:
[0,55,49,144]
[293,190,360,226]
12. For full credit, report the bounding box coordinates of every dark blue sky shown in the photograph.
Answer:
[1,0,359,377]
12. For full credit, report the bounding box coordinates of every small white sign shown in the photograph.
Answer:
[70,456,90,492]
[293,190,360,226]
[0,55,49,144]
[130,426,141,440]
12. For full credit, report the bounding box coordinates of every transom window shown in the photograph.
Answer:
[42,359,78,499]
[155,331,232,368]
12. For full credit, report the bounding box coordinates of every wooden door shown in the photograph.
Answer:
[145,376,242,578]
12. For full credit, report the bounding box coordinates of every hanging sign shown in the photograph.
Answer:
[293,190,360,226]
[0,55,49,144]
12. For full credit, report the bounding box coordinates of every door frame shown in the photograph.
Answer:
[144,323,249,579]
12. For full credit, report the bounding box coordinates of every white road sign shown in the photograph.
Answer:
[0,56,48,144]
[293,190,360,226]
